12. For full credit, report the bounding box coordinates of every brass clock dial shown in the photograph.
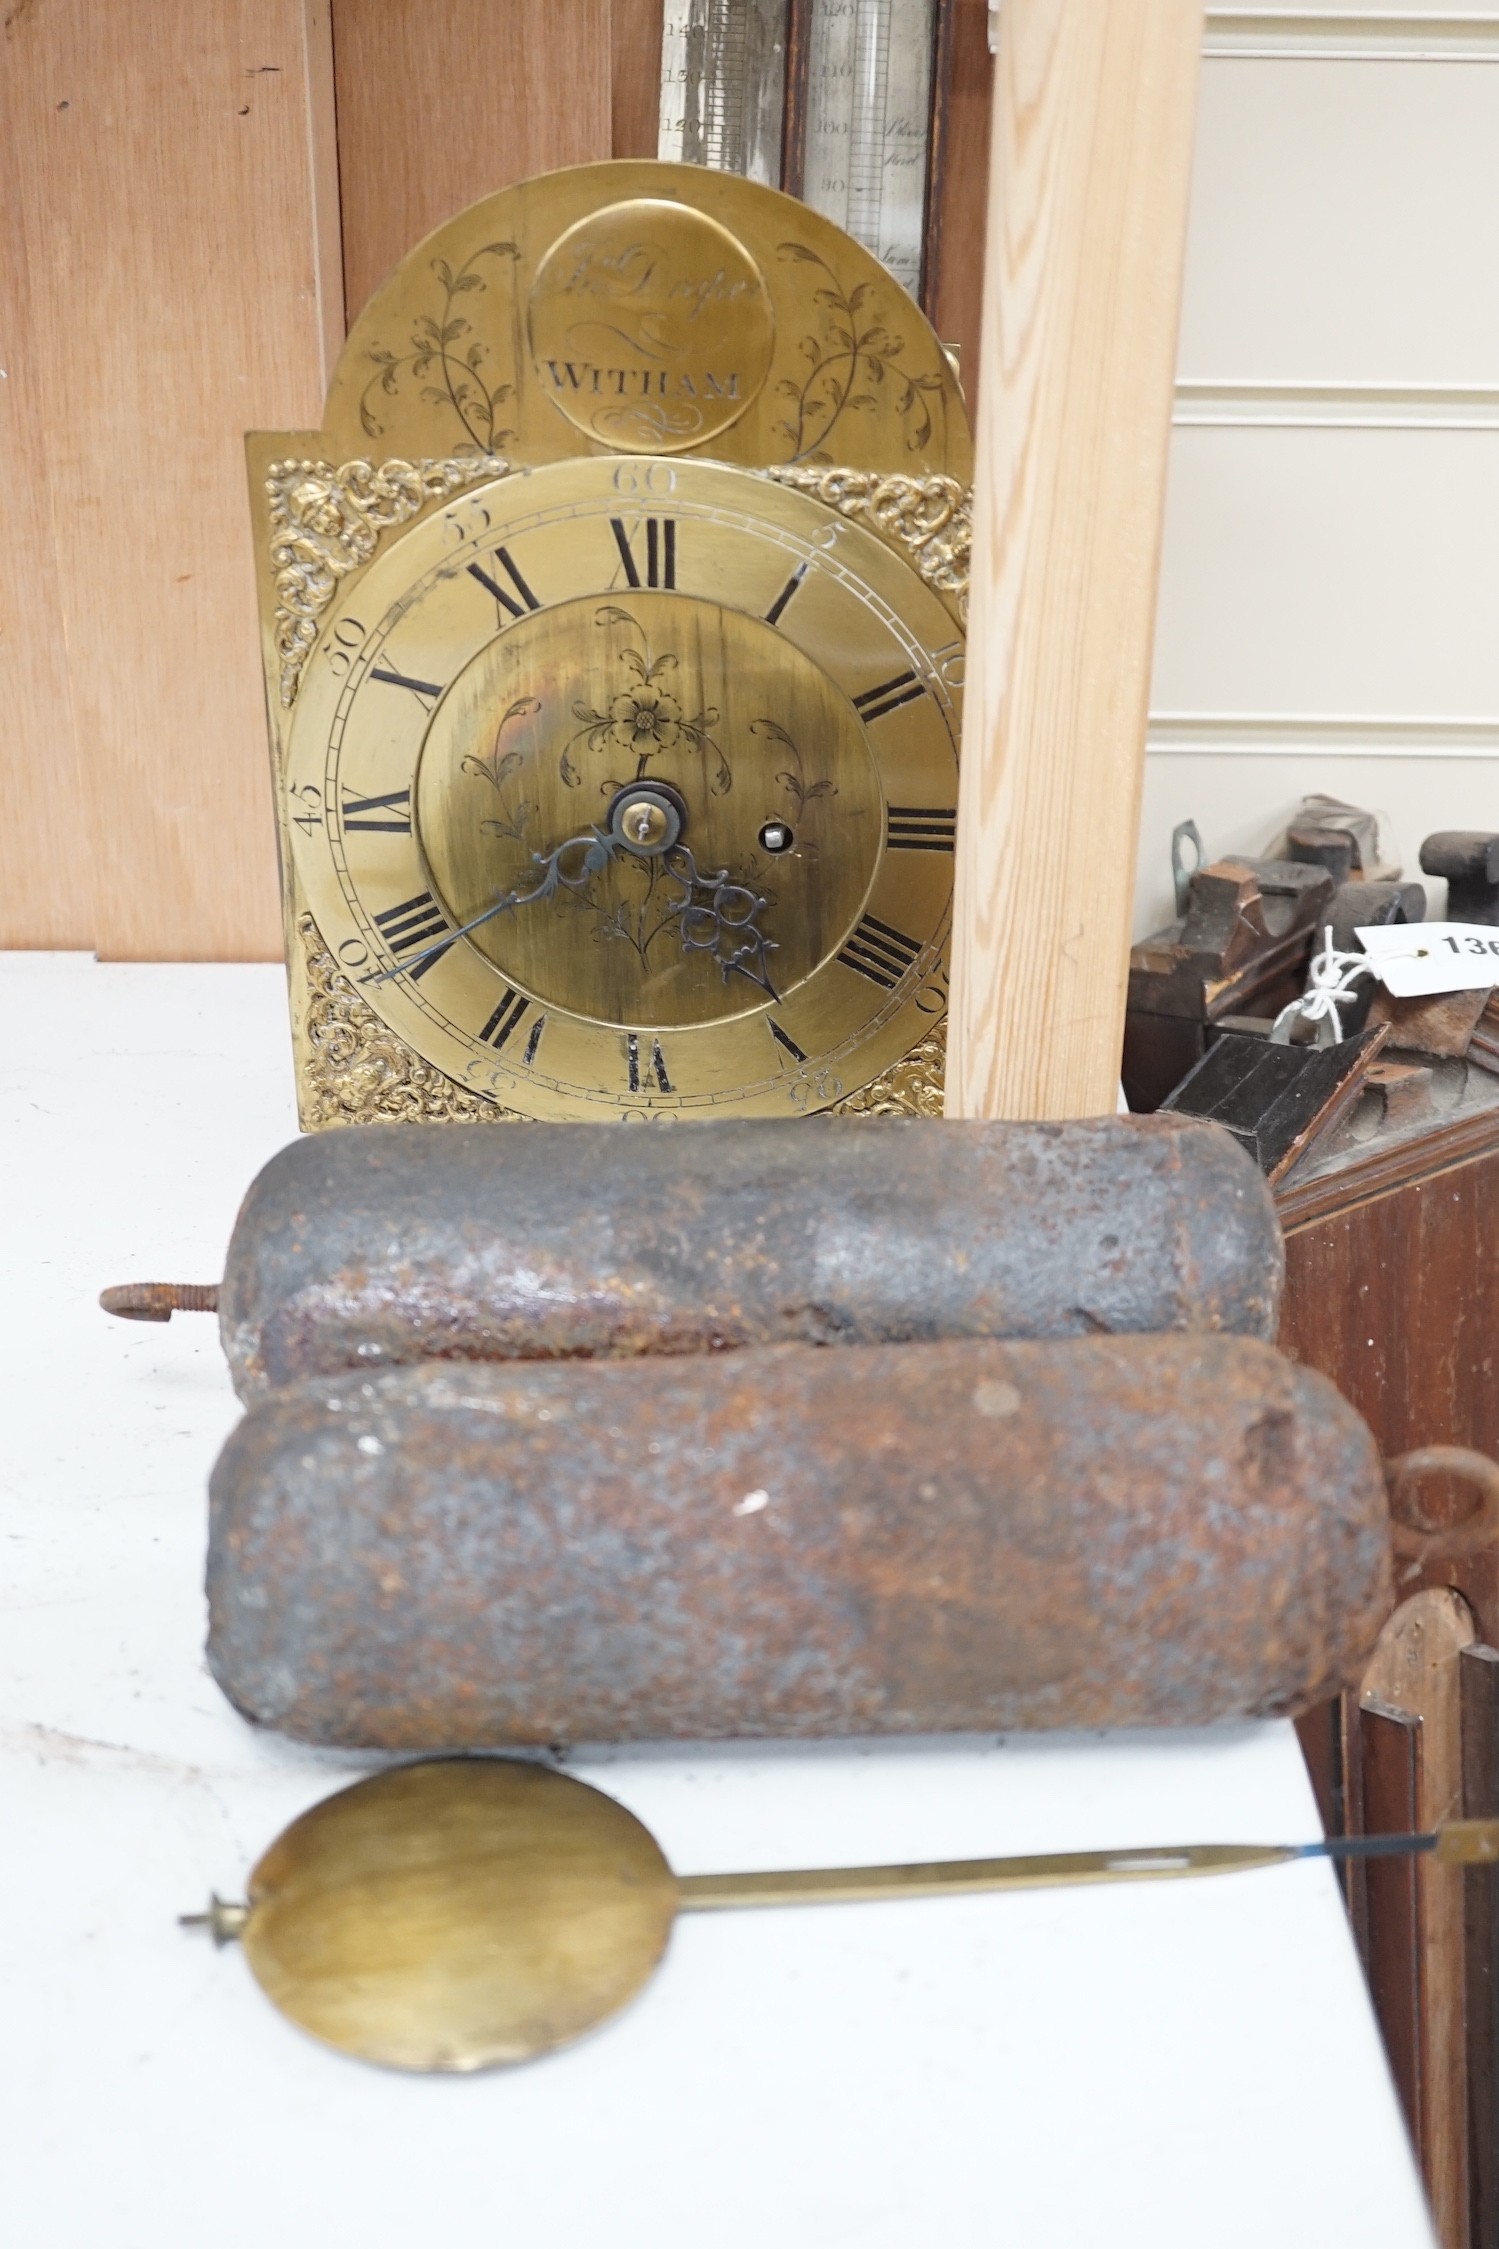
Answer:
[284,456,962,1121]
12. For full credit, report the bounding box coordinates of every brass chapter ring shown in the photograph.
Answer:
[1385,1445,1499,1570]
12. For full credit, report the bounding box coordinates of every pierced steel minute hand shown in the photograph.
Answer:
[364,827,618,986]
[367,829,780,1000]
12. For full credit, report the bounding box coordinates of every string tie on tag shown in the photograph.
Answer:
[1269,926,1374,1046]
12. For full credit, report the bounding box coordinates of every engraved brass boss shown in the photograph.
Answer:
[528,200,775,454]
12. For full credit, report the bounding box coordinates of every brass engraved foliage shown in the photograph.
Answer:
[358,244,523,452]
[761,468,970,622]
[835,1020,946,1118]
[298,917,519,1127]
[321,164,972,485]
[773,245,945,463]
[268,455,511,706]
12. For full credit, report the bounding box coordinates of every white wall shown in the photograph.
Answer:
[1135,9,1499,937]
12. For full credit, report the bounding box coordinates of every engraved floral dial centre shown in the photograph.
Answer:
[415,591,882,1032]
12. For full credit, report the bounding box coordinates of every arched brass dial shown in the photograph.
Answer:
[284,455,962,1122]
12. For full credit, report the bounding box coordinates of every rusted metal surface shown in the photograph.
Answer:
[1387,1447,1499,1575]
[207,1333,1390,1748]
[99,1281,220,1324]
[216,1115,1284,1399]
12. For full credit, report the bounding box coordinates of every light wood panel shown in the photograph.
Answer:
[5,0,341,960]
[332,0,614,326]
[945,0,1203,1121]
[0,56,86,950]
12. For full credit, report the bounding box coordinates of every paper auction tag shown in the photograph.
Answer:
[1355,921,1499,998]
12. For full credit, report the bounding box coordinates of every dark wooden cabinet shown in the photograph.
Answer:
[1279,1104,1499,2249]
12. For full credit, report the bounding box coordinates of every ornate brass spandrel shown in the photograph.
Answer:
[321,162,971,485]
[269,454,511,705]
[761,468,969,623]
[296,916,520,1128]
[834,1019,946,1117]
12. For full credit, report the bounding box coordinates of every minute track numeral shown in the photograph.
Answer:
[853,670,926,724]
[372,892,454,980]
[626,1033,673,1093]
[886,806,957,853]
[341,786,412,835]
[610,517,676,590]
[467,546,542,620]
[837,914,922,991]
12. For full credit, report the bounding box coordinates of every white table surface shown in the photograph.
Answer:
[1,952,1434,2248]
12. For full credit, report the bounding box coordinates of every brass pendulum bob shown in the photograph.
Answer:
[182,1757,1499,2074]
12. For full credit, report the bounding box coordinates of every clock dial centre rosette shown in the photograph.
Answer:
[415,591,880,1031]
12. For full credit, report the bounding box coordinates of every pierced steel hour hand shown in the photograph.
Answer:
[662,848,779,1001]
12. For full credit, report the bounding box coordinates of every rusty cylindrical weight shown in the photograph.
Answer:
[207,1334,1389,1748]
[214,1116,1282,1399]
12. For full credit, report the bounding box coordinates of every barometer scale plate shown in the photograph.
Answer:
[658,0,945,305]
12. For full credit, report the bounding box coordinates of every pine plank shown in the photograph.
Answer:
[945,0,1203,1119]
